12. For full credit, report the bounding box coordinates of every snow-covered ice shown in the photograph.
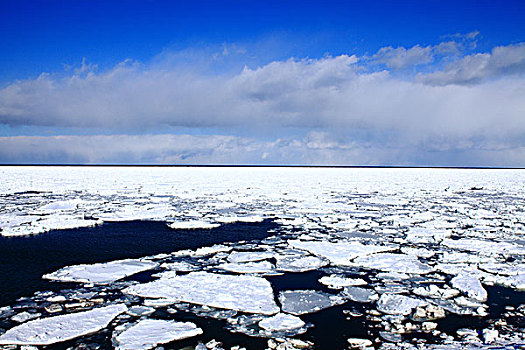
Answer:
[0,304,127,345]
[319,275,367,289]
[450,271,488,302]
[43,259,158,284]
[218,261,275,274]
[376,293,426,315]
[227,251,274,263]
[168,221,221,230]
[1,166,525,348]
[258,313,305,332]
[289,240,395,266]
[279,290,342,315]
[113,319,202,350]
[276,255,328,272]
[124,271,279,315]
[353,253,432,274]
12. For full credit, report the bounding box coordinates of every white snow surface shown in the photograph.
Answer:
[227,251,274,263]
[43,259,158,284]
[258,313,305,331]
[353,253,433,274]
[124,271,280,315]
[114,319,202,350]
[318,275,367,289]
[376,293,426,315]
[218,261,275,274]
[168,221,220,230]
[450,271,488,302]
[288,240,395,266]
[0,304,127,345]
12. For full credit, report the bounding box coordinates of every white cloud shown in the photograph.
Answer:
[367,45,434,69]
[0,39,524,166]
[0,133,523,167]
[417,43,525,85]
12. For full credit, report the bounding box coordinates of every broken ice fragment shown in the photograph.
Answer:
[218,261,276,274]
[319,275,367,289]
[276,256,328,272]
[43,259,158,285]
[442,238,524,256]
[289,240,395,266]
[113,319,202,350]
[168,221,220,230]
[0,304,127,345]
[342,287,378,303]
[376,293,426,315]
[124,272,279,315]
[227,251,274,263]
[353,253,432,274]
[450,271,488,302]
[11,312,41,323]
[279,290,342,315]
[126,306,155,317]
[258,313,305,332]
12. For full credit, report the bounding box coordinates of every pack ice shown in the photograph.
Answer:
[113,319,203,350]
[0,304,127,345]
[43,259,158,284]
[124,271,280,315]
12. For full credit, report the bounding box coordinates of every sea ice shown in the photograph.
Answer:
[279,290,341,315]
[124,272,279,315]
[39,200,80,211]
[289,240,395,266]
[442,238,524,256]
[376,293,426,315]
[450,271,488,302]
[227,251,275,263]
[218,261,276,274]
[216,215,264,223]
[276,255,328,272]
[0,304,127,345]
[405,228,450,243]
[168,221,220,230]
[258,313,305,331]
[43,259,158,284]
[353,253,432,274]
[318,275,367,289]
[342,287,378,303]
[113,319,202,350]
[11,311,41,323]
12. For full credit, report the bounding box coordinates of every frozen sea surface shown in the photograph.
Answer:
[0,166,524,349]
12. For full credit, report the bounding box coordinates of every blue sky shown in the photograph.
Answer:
[0,0,524,165]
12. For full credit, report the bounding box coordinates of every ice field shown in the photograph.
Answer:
[0,166,524,349]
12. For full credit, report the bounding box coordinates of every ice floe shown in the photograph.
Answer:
[124,272,280,315]
[43,259,158,284]
[353,253,432,274]
[318,275,367,289]
[276,255,328,272]
[376,293,426,315]
[218,261,276,274]
[113,319,202,350]
[289,240,395,266]
[227,251,275,263]
[258,313,305,332]
[168,221,221,230]
[0,304,127,345]
[279,290,343,315]
[342,287,378,303]
[450,271,488,302]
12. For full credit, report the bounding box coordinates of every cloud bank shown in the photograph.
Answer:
[1,35,524,166]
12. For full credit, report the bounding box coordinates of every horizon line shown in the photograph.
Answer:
[0,164,524,170]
